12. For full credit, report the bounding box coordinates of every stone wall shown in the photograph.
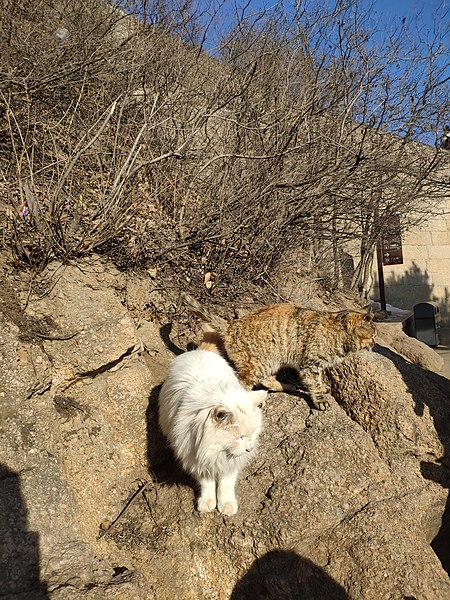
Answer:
[372,196,450,325]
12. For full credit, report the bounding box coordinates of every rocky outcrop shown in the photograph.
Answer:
[375,321,444,373]
[0,257,449,599]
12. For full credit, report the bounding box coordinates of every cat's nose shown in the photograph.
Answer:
[246,446,253,453]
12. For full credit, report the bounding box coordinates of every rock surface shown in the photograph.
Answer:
[0,257,449,599]
[375,321,444,373]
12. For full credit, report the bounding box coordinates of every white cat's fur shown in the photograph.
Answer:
[158,349,267,516]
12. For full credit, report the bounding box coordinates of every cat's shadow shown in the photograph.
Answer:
[146,325,195,491]
[275,368,321,410]
[146,383,194,488]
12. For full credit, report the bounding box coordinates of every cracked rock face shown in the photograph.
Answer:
[25,261,140,377]
[0,257,449,599]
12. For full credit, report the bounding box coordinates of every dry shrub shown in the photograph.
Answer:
[0,0,448,308]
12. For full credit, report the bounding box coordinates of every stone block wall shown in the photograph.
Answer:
[372,198,450,325]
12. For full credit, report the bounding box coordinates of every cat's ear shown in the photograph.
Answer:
[249,390,268,409]
[212,405,235,425]
[362,305,374,320]
[342,311,366,330]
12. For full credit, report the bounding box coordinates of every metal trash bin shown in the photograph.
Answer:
[413,302,440,347]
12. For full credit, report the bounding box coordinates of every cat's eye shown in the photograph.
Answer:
[215,410,228,421]
[213,407,234,424]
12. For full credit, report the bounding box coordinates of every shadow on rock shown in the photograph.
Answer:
[146,383,194,489]
[230,550,349,600]
[376,344,450,574]
[0,464,49,598]
[159,323,184,356]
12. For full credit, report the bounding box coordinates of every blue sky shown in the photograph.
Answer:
[342,0,450,117]
[207,0,449,139]
[358,0,449,45]
[205,1,449,56]
[134,0,448,140]
[362,0,447,27]
[219,0,449,38]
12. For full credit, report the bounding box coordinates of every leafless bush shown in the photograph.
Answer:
[0,0,448,306]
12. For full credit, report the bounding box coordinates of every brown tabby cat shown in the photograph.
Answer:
[183,295,375,410]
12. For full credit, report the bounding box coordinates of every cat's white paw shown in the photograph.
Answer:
[197,496,216,513]
[218,498,238,516]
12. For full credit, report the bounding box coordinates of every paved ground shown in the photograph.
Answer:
[436,328,450,379]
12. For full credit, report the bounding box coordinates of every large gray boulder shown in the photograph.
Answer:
[0,257,449,598]
[375,321,444,373]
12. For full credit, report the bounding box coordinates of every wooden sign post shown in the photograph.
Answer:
[376,215,403,313]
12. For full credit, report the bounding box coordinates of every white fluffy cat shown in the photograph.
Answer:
[158,349,267,516]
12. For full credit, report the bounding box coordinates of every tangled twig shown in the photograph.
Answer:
[98,479,153,540]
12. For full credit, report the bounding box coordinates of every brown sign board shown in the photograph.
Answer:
[381,215,403,266]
